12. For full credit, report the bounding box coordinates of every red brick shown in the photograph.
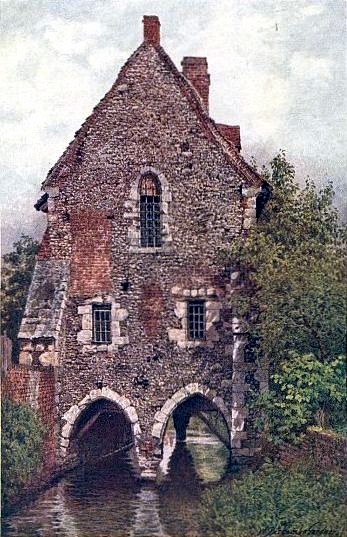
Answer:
[70,209,112,297]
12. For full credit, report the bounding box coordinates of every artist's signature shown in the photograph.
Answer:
[276,529,341,537]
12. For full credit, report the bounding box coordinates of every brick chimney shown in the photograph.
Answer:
[217,123,242,152]
[181,57,210,111]
[143,15,160,47]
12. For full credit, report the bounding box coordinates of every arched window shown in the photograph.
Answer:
[125,168,171,252]
[139,174,162,247]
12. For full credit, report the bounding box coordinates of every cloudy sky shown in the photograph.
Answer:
[1,0,346,252]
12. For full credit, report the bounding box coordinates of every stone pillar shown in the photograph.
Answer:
[137,436,162,482]
[231,328,249,460]
[228,267,268,465]
[241,184,260,231]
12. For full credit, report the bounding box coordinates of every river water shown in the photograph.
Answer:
[3,429,230,537]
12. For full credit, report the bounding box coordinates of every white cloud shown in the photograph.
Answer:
[290,53,332,83]
[0,28,108,180]
[88,46,126,71]
[39,17,106,55]
[1,0,346,251]
[195,2,292,145]
[300,4,325,17]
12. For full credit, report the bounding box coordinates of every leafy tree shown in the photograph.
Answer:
[200,461,346,537]
[252,353,346,445]
[1,399,45,513]
[226,150,346,366]
[1,235,38,358]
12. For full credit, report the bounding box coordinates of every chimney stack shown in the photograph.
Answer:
[217,124,242,152]
[181,57,210,111]
[143,15,160,47]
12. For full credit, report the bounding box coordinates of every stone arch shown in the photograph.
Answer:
[60,387,141,458]
[125,166,172,252]
[151,383,232,445]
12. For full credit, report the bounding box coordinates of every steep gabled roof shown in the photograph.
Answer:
[157,46,262,186]
[43,42,262,190]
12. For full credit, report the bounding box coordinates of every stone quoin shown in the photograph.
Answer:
[13,15,269,480]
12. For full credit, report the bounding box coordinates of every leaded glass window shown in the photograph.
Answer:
[140,174,161,247]
[188,300,205,340]
[92,304,112,343]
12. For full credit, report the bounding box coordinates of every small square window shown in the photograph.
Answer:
[92,304,112,344]
[188,300,205,340]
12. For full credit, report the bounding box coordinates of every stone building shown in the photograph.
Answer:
[16,16,268,479]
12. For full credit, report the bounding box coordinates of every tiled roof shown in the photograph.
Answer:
[18,260,69,340]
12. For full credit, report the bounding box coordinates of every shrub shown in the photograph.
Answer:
[252,353,346,445]
[225,151,346,368]
[200,461,346,537]
[1,235,38,359]
[1,398,45,513]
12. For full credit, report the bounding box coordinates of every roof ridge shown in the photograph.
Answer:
[43,41,262,189]
[156,46,261,186]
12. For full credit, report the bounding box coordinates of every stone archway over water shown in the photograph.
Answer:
[60,387,141,469]
[152,383,232,447]
[59,385,232,480]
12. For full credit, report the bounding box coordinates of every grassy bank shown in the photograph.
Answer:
[199,460,346,537]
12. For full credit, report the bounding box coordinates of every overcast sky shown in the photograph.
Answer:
[1,0,346,252]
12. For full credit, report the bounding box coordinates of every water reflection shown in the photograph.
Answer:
[130,487,168,537]
[3,429,229,537]
[159,442,202,537]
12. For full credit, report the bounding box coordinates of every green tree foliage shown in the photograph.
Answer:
[1,235,38,357]
[253,353,346,444]
[1,399,45,513]
[200,461,346,537]
[227,150,346,366]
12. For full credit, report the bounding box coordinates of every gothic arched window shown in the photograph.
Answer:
[139,174,162,247]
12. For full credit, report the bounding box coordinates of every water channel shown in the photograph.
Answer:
[3,424,230,537]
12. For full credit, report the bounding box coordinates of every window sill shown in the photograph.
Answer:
[82,344,112,353]
[129,246,172,254]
